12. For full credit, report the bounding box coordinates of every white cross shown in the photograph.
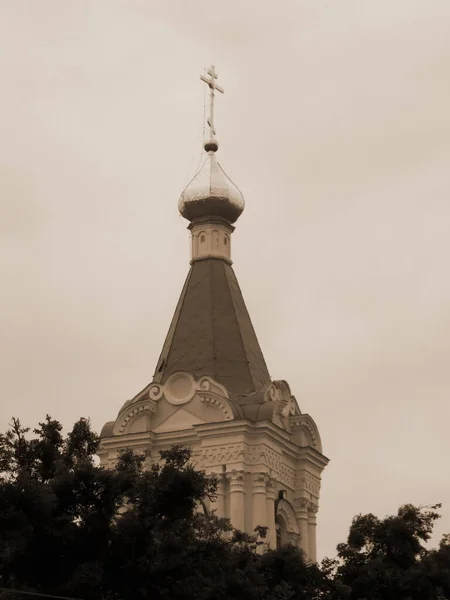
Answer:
[200,65,224,137]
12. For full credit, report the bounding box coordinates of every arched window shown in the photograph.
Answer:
[224,236,228,245]
[200,234,206,243]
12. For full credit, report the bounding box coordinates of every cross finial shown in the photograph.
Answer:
[200,65,224,152]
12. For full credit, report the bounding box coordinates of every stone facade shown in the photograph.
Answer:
[99,374,328,561]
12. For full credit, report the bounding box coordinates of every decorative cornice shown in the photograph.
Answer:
[162,372,197,406]
[198,376,228,396]
[299,472,321,496]
[190,254,233,266]
[107,373,234,440]
[290,413,325,455]
[297,445,329,470]
[149,384,164,401]
[201,443,244,466]
[150,373,232,418]
[198,393,233,421]
[265,380,300,418]
[187,215,236,231]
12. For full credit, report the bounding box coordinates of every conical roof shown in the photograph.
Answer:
[153,258,270,397]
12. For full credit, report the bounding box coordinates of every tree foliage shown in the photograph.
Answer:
[329,503,450,600]
[0,416,448,600]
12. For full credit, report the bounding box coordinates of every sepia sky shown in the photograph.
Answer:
[1,0,449,560]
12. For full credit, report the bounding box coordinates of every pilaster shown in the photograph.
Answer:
[308,500,318,562]
[252,473,268,536]
[265,476,277,548]
[295,497,310,557]
[226,469,246,531]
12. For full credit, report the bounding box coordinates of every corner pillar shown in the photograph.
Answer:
[252,473,268,543]
[226,470,246,531]
[265,477,277,548]
[295,497,310,558]
[308,501,318,562]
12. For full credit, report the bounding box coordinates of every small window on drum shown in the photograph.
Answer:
[224,236,228,245]
[200,234,205,243]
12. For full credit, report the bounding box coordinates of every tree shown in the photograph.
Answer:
[0,416,319,600]
[328,503,450,600]
[0,416,449,600]
[0,416,119,598]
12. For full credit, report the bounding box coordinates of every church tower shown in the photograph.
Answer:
[99,66,328,561]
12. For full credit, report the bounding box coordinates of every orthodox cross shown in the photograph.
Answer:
[200,65,224,138]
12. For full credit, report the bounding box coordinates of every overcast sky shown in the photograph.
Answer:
[1,0,449,560]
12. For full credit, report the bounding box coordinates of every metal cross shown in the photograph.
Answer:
[200,65,224,137]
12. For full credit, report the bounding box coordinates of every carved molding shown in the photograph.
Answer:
[201,443,245,466]
[164,372,196,406]
[226,469,246,491]
[152,373,232,417]
[148,384,164,401]
[246,445,263,464]
[299,472,321,496]
[265,380,299,418]
[115,401,155,435]
[198,376,229,398]
[252,472,269,493]
[200,443,297,489]
[113,373,233,438]
[290,414,321,451]
[198,393,233,421]
[262,447,295,488]
[279,464,295,489]
[308,500,319,515]
[295,497,310,512]
[261,446,282,470]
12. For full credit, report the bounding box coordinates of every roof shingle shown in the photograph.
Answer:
[153,258,270,398]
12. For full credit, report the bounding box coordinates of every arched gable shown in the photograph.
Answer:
[290,413,323,453]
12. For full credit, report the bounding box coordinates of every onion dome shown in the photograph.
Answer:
[178,147,245,224]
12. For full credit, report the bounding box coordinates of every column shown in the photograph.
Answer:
[265,476,277,548]
[252,473,268,537]
[308,501,318,562]
[295,497,309,558]
[226,470,246,532]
